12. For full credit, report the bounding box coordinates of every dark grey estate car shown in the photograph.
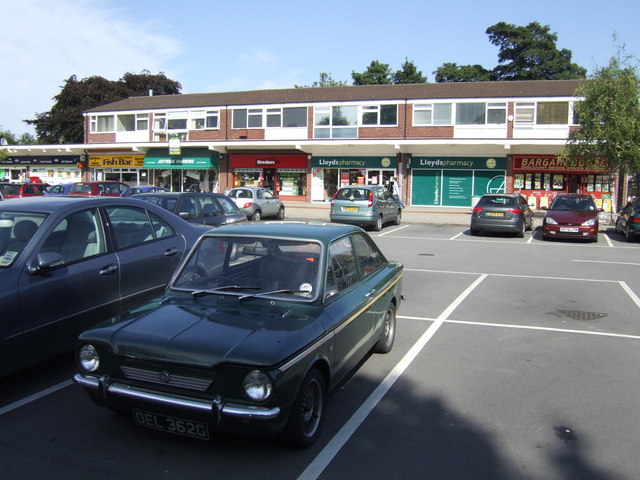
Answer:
[134,192,246,227]
[330,185,402,231]
[0,196,206,376]
[470,193,534,237]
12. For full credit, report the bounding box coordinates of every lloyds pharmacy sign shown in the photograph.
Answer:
[409,156,506,170]
[311,156,397,169]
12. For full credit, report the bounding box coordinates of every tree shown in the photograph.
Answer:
[295,72,348,88]
[27,71,182,144]
[0,128,38,160]
[352,60,393,85]
[433,63,491,83]
[392,58,427,84]
[487,22,586,81]
[559,51,640,206]
[434,22,587,82]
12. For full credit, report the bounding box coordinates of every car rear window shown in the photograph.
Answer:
[478,196,516,207]
[336,188,371,201]
[70,184,92,194]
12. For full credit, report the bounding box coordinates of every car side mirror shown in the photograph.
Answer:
[179,212,191,220]
[597,208,604,213]
[28,252,64,274]
[541,206,548,210]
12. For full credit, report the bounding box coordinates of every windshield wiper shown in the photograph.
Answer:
[238,289,306,301]
[192,285,262,297]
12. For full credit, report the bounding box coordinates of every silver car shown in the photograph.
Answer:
[330,185,402,231]
[227,186,285,221]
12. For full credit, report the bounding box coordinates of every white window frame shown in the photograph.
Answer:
[90,115,115,133]
[413,103,452,126]
[313,105,358,139]
[360,104,398,127]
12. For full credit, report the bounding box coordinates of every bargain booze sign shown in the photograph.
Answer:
[513,155,606,173]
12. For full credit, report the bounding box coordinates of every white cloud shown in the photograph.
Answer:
[0,0,183,135]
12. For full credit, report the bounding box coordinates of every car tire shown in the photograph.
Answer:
[277,206,285,220]
[625,228,634,242]
[373,215,383,231]
[374,303,396,354]
[282,369,325,448]
[470,228,479,236]
[517,222,525,238]
[393,209,401,225]
[593,234,598,243]
[251,210,261,221]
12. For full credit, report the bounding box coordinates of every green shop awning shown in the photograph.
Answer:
[144,148,219,169]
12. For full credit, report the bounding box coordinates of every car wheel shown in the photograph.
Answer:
[615,219,623,234]
[277,206,285,220]
[374,303,396,354]
[593,234,598,243]
[470,228,479,236]
[373,215,383,231]
[625,228,634,242]
[250,210,261,221]
[517,222,525,238]
[283,369,325,448]
[393,209,401,225]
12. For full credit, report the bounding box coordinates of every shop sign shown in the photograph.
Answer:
[410,156,506,170]
[513,155,606,172]
[144,148,219,169]
[89,155,145,168]
[311,156,397,169]
[2,155,80,165]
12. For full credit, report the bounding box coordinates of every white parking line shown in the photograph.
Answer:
[405,268,623,283]
[0,379,73,416]
[298,274,487,480]
[603,233,614,247]
[398,316,640,340]
[573,259,640,266]
[377,224,411,237]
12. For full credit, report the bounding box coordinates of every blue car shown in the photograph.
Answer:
[122,186,169,197]
[44,183,74,195]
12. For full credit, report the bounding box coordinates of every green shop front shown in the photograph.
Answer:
[409,156,506,207]
[311,155,398,201]
[143,148,220,192]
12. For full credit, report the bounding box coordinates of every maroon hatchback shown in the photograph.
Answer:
[542,193,602,242]
[68,181,128,196]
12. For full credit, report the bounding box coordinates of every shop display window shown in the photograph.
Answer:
[279,171,306,196]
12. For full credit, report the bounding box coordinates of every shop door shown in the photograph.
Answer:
[568,175,581,193]
[411,170,442,206]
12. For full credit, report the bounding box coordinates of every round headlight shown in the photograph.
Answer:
[243,370,272,401]
[79,344,100,372]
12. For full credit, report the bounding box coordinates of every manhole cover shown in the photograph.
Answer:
[557,309,607,321]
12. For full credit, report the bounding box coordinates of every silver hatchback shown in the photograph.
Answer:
[330,185,402,231]
[227,186,285,221]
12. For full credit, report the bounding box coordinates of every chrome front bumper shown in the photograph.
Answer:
[73,373,280,420]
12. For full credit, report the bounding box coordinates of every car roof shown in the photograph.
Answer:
[204,221,363,243]
[0,195,151,213]
[338,185,379,190]
[480,193,520,197]
[134,192,227,198]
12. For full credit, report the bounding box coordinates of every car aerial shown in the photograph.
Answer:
[68,181,129,196]
[73,222,403,447]
[134,192,246,227]
[44,183,74,195]
[542,193,602,242]
[470,193,534,237]
[329,185,402,231]
[615,196,639,242]
[122,186,170,197]
[226,186,285,221]
[0,196,206,376]
[0,182,47,198]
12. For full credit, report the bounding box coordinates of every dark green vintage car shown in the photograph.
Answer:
[74,222,403,447]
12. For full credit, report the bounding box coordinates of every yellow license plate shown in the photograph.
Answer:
[487,212,504,217]
[344,207,358,211]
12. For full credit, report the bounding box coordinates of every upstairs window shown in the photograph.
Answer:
[537,102,569,124]
[233,108,263,129]
[413,103,452,125]
[192,110,219,130]
[361,105,397,126]
[90,115,115,133]
[456,103,506,125]
[314,106,358,139]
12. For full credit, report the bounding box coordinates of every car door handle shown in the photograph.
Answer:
[164,247,179,257]
[99,264,119,275]
[365,289,376,298]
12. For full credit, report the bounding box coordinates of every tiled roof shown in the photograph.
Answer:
[86,79,583,113]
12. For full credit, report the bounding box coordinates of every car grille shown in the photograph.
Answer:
[121,366,213,392]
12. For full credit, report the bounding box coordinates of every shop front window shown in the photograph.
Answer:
[279,171,306,196]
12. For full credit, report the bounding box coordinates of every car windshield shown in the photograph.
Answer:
[549,196,596,212]
[172,235,322,301]
[0,211,48,267]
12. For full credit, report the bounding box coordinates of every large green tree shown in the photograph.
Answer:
[27,70,181,144]
[434,22,586,82]
[560,53,640,204]
[392,58,427,84]
[352,60,393,85]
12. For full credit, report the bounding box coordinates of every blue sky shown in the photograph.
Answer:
[2,0,638,136]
